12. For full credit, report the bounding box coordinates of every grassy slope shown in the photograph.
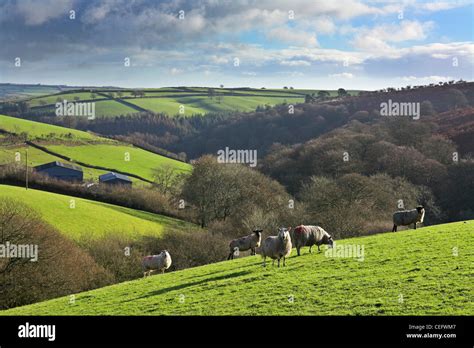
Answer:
[28,92,107,107]
[93,100,138,117]
[46,144,190,181]
[127,95,304,115]
[3,221,472,315]
[0,145,107,181]
[0,185,191,241]
[18,87,313,117]
[0,114,192,182]
[0,114,99,141]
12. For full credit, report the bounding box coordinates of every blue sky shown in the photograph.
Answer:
[0,0,473,90]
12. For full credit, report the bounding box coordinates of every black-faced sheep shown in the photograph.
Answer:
[227,229,263,260]
[261,227,292,267]
[142,250,172,277]
[292,225,334,256]
[392,206,425,232]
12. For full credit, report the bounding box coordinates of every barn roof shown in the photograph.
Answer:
[99,172,132,183]
[34,161,83,172]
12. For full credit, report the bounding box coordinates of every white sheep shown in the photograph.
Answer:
[227,229,263,260]
[261,227,292,267]
[292,225,334,256]
[392,206,425,232]
[142,250,172,277]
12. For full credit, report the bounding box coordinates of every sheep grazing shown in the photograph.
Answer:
[261,227,292,267]
[392,206,425,232]
[227,229,263,260]
[292,225,334,256]
[142,250,172,277]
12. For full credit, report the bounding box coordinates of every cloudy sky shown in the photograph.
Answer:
[0,0,473,89]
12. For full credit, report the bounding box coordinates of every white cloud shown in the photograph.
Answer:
[417,1,472,12]
[280,60,311,66]
[353,20,434,52]
[313,16,337,34]
[401,75,454,83]
[170,68,183,75]
[210,56,229,65]
[267,27,318,47]
[329,72,354,78]
[15,0,75,25]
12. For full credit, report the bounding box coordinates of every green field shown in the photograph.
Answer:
[126,95,304,115]
[2,221,472,315]
[0,185,191,241]
[126,97,207,115]
[46,144,191,181]
[0,114,100,141]
[13,87,328,117]
[0,114,191,182]
[94,100,138,117]
[0,145,107,181]
[28,92,107,107]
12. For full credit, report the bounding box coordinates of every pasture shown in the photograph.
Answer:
[0,114,191,183]
[2,220,472,315]
[20,87,316,117]
[0,185,192,241]
[45,144,191,181]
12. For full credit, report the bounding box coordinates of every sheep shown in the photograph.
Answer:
[292,225,334,256]
[142,250,172,277]
[261,227,292,267]
[392,206,425,232]
[227,229,263,260]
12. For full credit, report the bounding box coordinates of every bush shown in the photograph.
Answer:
[138,229,228,271]
[298,173,437,238]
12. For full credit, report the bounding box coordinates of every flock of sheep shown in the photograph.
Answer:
[141,206,425,276]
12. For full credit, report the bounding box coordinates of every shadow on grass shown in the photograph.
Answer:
[124,270,253,302]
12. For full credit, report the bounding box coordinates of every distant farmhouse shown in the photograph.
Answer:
[99,172,132,187]
[34,161,83,182]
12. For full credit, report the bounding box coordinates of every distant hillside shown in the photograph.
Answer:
[2,221,472,315]
[0,83,120,102]
[1,86,361,118]
[0,114,191,184]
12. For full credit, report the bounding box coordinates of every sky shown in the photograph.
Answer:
[0,0,473,90]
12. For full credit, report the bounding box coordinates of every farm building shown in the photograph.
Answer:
[34,161,83,182]
[99,172,132,187]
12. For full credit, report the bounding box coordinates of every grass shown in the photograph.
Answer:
[14,87,323,117]
[0,185,192,241]
[127,95,304,116]
[0,114,191,182]
[0,145,107,181]
[0,114,100,141]
[28,92,107,107]
[93,100,138,117]
[126,97,206,115]
[46,144,191,181]
[2,220,472,315]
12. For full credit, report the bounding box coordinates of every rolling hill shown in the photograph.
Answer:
[0,185,192,241]
[0,114,191,183]
[2,220,472,315]
[9,86,362,118]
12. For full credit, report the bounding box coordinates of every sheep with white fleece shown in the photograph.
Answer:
[392,206,425,232]
[261,227,292,267]
[142,250,172,277]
